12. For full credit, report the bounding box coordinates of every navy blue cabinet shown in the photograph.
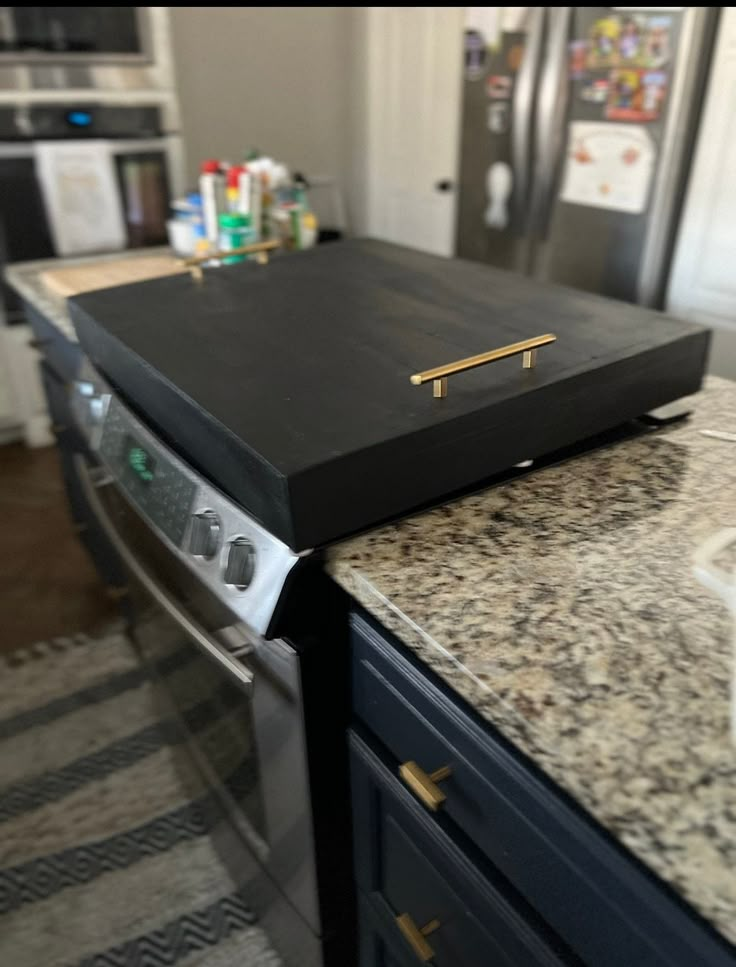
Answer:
[357,893,418,967]
[351,729,575,967]
[349,609,736,967]
[28,302,126,592]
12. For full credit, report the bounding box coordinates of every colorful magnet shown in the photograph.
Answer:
[644,16,671,68]
[606,68,667,121]
[617,14,646,64]
[587,17,621,69]
[464,30,487,81]
[486,74,512,99]
[569,40,588,79]
[580,78,610,104]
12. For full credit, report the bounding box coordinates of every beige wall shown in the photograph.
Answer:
[169,6,352,223]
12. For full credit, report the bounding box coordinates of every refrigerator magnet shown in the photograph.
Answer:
[643,16,672,68]
[486,75,512,99]
[580,78,610,104]
[617,14,646,65]
[608,13,672,69]
[485,162,513,230]
[587,17,621,69]
[464,30,487,81]
[606,69,667,122]
[487,102,510,134]
[569,40,588,80]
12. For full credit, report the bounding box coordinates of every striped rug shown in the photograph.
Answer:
[0,622,282,967]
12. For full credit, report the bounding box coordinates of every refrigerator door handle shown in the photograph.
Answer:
[510,6,546,233]
[529,6,573,247]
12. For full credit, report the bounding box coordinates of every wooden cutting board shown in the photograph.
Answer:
[40,254,186,298]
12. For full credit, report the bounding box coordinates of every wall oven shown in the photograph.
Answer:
[0,104,184,323]
[70,362,353,967]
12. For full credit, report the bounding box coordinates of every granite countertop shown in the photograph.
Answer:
[328,375,736,945]
[4,248,171,342]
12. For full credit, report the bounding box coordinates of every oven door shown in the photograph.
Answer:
[75,454,321,936]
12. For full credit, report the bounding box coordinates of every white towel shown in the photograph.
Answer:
[34,140,127,256]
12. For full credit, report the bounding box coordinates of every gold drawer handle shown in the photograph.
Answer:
[410,333,557,398]
[181,239,280,280]
[399,761,451,811]
[396,913,441,962]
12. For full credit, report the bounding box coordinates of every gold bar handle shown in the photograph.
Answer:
[399,761,452,811]
[410,333,557,398]
[181,239,281,280]
[396,913,441,962]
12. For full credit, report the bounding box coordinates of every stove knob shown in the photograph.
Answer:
[224,537,256,589]
[189,510,221,559]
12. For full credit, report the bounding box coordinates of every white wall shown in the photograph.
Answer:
[168,6,352,225]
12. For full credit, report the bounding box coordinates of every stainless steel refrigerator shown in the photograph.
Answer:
[456,7,719,308]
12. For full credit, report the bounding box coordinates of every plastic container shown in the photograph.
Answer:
[166,217,196,257]
[218,212,254,264]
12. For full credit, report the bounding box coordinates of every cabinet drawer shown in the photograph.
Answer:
[39,356,94,460]
[23,301,82,384]
[358,892,417,967]
[351,610,736,967]
[40,358,75,432]
[351,730,574,967]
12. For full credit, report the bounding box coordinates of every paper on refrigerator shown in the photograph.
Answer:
[35,140,127,256]
[464,7,501,48]
[559,122,656,215]
[464,7,530,48]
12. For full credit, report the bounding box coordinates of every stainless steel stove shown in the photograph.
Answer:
[70,359,351,967]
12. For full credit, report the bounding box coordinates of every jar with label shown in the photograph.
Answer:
[218,213,254,264]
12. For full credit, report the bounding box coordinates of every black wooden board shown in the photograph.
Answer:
[70,239,710,550]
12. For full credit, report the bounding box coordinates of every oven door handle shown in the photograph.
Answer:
[75,455,255,693]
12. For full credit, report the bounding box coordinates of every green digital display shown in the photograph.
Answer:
[124,434,156,484]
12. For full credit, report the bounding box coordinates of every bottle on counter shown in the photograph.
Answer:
[218,212,255,264]
[226,165,245,213]
[199,159,225,246]
[236,166,252,217]
[193,220,215,263]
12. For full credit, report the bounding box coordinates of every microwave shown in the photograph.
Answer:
[0,7,151,61]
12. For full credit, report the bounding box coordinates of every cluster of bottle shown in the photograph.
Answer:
[168,153,318,262]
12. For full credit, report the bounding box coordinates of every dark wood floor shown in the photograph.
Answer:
[0,442,118,654]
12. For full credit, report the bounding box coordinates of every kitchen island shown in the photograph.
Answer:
[328,374,736,958]
[5,247,173,343]
[7,250,736,965]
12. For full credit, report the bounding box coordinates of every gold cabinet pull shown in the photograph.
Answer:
[396,913,441,962]
[399,761,452,811]
[181,239,280,280]
[410,333,557,398]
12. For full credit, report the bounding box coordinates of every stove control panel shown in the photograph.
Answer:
[70,359,304,637]
[98,396,197,548]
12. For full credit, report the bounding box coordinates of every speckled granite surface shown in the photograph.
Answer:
[4,248,170,341]
[328,375,736,945]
